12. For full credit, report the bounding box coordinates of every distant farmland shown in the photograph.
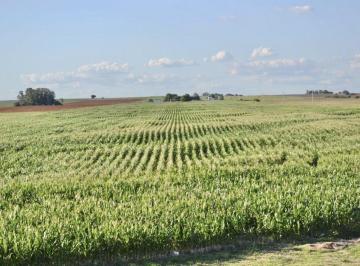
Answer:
[0,96,359,264]
[0,98,141,113]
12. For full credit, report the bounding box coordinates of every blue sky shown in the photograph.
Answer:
[1,0,360,100]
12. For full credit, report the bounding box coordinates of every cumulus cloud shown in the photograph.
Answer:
[350,54,360,69]
[248,58,307,69]
[228,64,238,76]
[210,50,233,62]
[21,61,129,86]
[229,58,312,77]
[22,72,73,84]
[251,47,273,58]
[77,61,129,73]
[290,5,312,13]
[146,57,195,67]
[126,73,177,84]
[229,67,239,76]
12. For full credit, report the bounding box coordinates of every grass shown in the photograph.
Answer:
[152,239,360,265]
[0,96,359,264]
[0,100,16,107]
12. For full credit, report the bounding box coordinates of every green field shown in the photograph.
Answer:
[0,96,359,264]
[0,100,16,107]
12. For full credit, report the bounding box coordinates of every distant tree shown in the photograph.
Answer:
[164,93,171,102]
[15,88,61,106]
[342,90,350,95]
[192,93,200,101]
[202,92,209,97]
[209,93,224,100]
[164,92,202,102]
[17,90,26,106]
[181,94,192,102]
[91,94,96,99]
[307,90,333,95]
[164,93,180,102]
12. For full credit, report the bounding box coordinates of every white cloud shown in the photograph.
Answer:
[210,50,233,62]
[146,57,195,67]
[229,62,241,76]
[290,5,312,13]
[251,47,273,58]
[21,72,71,84]
[229,68,239,76]
[77,61,129,73]
[350,54,360,69]
[21,61,129,85]
[126,73,177,84]
[248,58,307,69]
[229,58,313,78]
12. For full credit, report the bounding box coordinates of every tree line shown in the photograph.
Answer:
[15,88,62,106]
[306,89,351,95]
[163,92,226,102]
[164,93,201,102]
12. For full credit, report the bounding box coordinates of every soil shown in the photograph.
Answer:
[0,98,141,113]
[308,238,360,250]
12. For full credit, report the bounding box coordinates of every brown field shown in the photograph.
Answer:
[0,98,142,113]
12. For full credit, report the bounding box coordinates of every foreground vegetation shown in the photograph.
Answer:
[160,240,360,266]
[0,96,359,264]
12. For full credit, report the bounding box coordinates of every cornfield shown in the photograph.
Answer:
[0,97,359,264]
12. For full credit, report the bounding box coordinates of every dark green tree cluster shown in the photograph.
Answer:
[207,93,224,100]
[202,92,225,100]
[225,93,242,96]
[306,90,333,95]
[15,88,62,106]
[164,93,201,102]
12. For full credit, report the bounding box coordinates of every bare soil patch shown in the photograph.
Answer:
[308,238,360,250]
[0,98,141,113]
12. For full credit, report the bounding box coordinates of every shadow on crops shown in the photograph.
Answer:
[139,239,290,266]
[138,235,359,266]
[134,237,320,266]
[16,236,357,266]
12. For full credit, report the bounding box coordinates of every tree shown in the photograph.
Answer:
[17,90,26,106]
[91,94,96,99]
[181,94,192,102]
[208,93,224,100]
[202,92,209,97]
[14,88,61,106]
[192,93,200,101]
[164,92,201,102]
[164,93,180,102]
